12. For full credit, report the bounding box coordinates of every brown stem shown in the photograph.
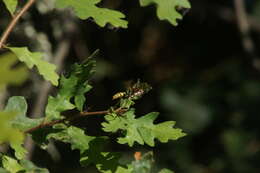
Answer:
[0,0,35,49]
[234,0,254,53]
[24,108,125,134]
[233,0,260,70]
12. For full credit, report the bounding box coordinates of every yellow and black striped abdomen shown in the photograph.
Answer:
[112,92,126,100]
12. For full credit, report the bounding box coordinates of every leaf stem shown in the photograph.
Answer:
[0,0,35,49]
[24,108,125,133]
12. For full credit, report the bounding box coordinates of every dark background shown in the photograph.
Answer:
[1,0,260,172]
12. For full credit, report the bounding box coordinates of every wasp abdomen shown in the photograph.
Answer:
[112,92,126,100]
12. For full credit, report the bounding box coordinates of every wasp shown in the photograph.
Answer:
[112,80,152,100]
[112,92,126,100]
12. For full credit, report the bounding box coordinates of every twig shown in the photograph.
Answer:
[0,0,35,49]
[215,6,260,33]
[233,0,260,70]
[24,108,125,134]
[234,0,255,54]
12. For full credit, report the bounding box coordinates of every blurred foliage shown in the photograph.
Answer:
[8,47,59,86]
[132,152,154,173]
[0,112,24,151]
[1,155,49,173]
[4,96,44,131]
[1,0,260,172]
[252,0,260,19]
[158,57,260,172]
[0,53,28,90]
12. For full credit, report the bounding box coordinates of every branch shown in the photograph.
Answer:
[24,108,125,134]
[233,0,260,70]
[215,6,260,33]
[234,0,254,54]
[0,0,35,49]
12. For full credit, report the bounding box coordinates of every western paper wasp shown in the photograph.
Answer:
[112,80,152,101]
[112,92,126,100]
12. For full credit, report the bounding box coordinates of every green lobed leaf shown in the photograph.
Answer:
[10,143,27,161]
[0,53,28,90]
[47,125,123,173]
[47,126,95,153]
[2,0,18,15]
[29,123,94,151]
[44,75,77,121]
[1,156,23,173]
[19,159,49,173]
[1,155,49,173]
[70,51,97,111]
[30,126,65,150]
[102,109,186,147]
[55,0,128,28]
[45,51,97,121]
[8,47,59,86]
[74,84,92,111]
[80,137,122,172]
[139,0,191,26]
[45,94,76,121]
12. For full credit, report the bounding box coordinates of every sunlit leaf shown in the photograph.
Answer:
[19,159,49,173]
[3,96,42,157]
[45,94,76,121]
[9,143,27,161]
[4,96,46,159]
[0,112,24,159]
[0,53,28,90]
[2,0,18,15]
[0,155,49,173]
[4,96,43,131]
[55,0,128,28]
[8,47,59,86]
[47,126,95,152]
[102,109,186,147]
[1,156,23,173]
[139,0,191,26]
